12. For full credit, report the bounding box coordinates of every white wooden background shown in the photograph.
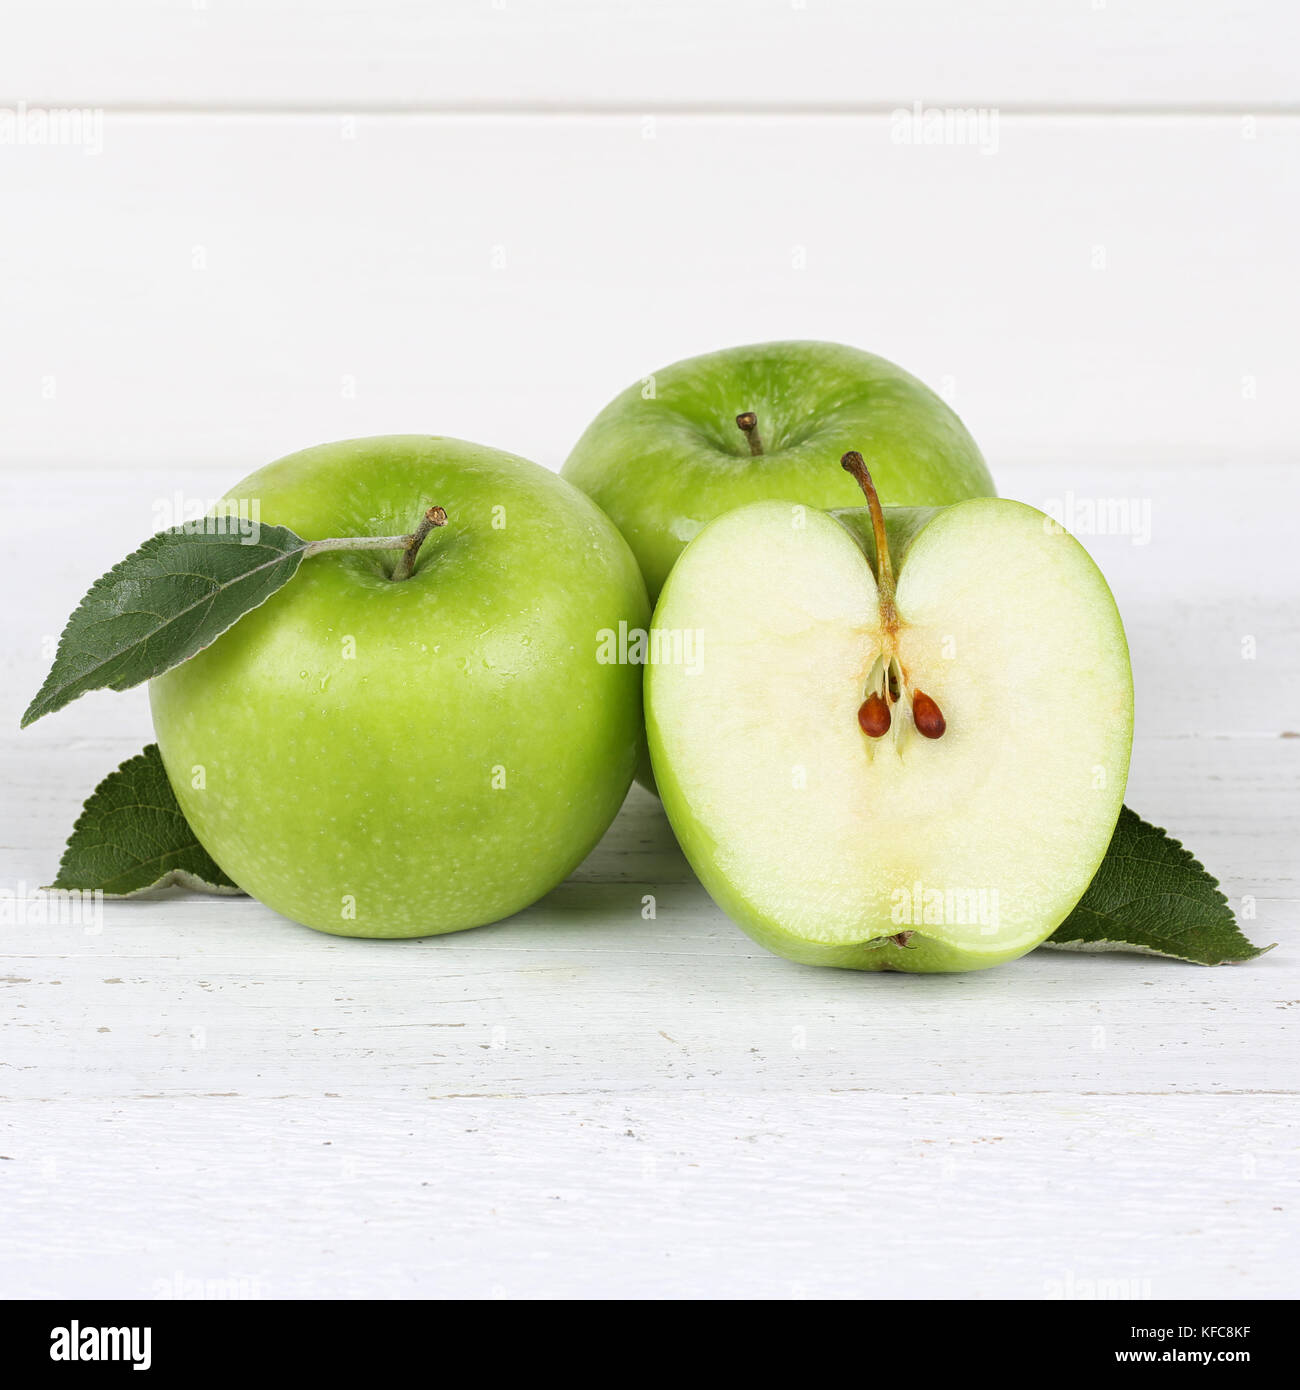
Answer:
[1,3,1297,1300]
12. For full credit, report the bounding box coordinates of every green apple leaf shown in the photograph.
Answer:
[1044,806,1273,965]
[49,743,242,897]
[22,523,310,727]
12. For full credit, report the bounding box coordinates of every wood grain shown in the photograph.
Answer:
[3,1094,1295,1299]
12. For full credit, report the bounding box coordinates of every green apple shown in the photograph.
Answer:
[646,453,1133,972]
[150,435,649,938]
[563,340,995,602]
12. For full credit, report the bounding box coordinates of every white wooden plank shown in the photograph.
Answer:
[0,115,1296,475]
[1,1094,1295,1298]
[1,1,1296,111]
[1,889,1295,1103]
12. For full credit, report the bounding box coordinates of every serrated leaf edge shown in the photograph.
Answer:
[42,868,246,900]
[22,525,307,726]
[1048,805,1271,964]
[1042,936,1275,965]
[48,744,243,898]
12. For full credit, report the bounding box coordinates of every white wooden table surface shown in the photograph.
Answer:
[2,1,1297,1301]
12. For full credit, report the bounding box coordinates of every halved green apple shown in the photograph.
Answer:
[646,454,1133,973]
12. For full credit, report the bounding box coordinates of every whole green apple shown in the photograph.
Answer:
[150,435,649,938]
[646,455,1133,973]
[563,340,995,602]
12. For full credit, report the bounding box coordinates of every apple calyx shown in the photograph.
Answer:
[735,411,764,456]
[840,450,946,743]
[301,504,448,581]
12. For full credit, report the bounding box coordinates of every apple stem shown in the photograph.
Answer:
[840,451,898,631]
[302,505,448,580]
[735,412,764,456]
[390,506,448,581]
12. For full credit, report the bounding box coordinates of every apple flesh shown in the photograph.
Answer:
[646,485,1133,972]
[563,340,995,603]
[150,435,649,938]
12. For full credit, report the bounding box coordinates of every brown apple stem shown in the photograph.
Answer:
[389,506,448,581]
[303,536,411,556]
[303,505,448,580]
[840,451,897,632]
[735,411,764,456]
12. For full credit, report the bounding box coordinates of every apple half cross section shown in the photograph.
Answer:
[646,458,1134,973]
